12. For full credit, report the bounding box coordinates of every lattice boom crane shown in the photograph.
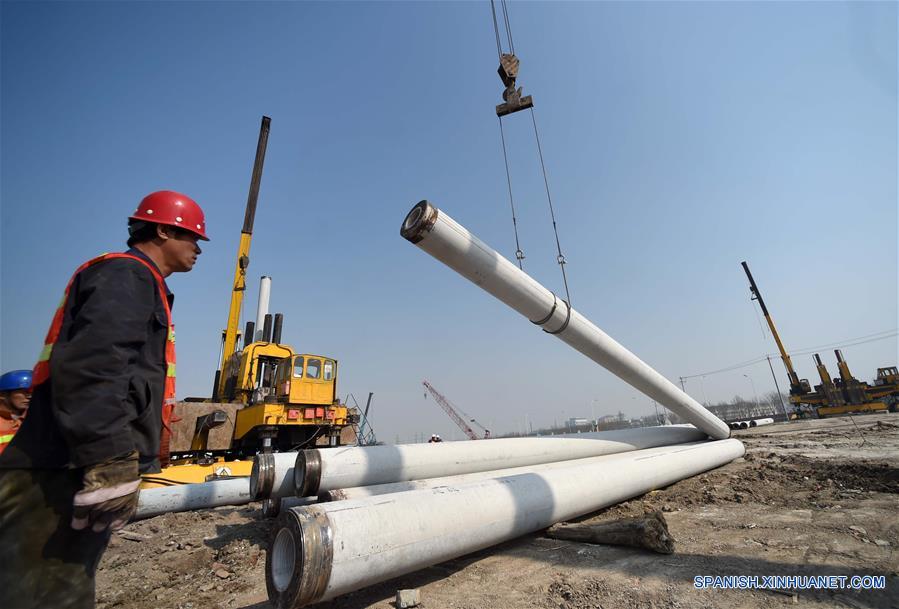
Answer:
[422,380,482,441]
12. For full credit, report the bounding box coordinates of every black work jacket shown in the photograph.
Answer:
[0,249,173,474]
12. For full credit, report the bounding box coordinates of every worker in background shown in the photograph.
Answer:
[428,433,443,443]
[0,191,209,609]
[0,370,32,455]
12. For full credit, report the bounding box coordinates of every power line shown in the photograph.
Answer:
[787,329,897,357]
[681,328,898,380]
[681,355,770,380]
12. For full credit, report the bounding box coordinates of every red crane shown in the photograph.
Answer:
[422,380,489,440]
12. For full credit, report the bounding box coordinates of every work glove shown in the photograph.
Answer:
[71,450,141,532]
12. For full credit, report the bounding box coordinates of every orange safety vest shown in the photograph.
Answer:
[0,412,22,456]
[32,253,178,466]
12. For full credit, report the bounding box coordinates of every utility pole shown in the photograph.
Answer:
[679,377,687,392]
[699,376,710,407]
[743,373,760,418]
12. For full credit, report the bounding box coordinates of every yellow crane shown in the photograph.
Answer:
[141,117,353,487]
[742,261,898,418]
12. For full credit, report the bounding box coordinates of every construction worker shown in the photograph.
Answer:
[0,370,32,455]
[0,190,208,609]
[428,433,443,443]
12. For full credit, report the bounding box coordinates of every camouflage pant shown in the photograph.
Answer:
[0,468,111,609]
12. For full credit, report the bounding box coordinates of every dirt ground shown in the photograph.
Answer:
[97,413,899,609]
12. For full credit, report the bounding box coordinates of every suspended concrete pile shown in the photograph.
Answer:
[248,425,710,501]
[267,439,745,608]
[400,200,731,440]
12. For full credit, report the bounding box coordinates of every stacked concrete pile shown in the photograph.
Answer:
[266,435,742,608]
[135,477,253,520]
[250,425,709,505]
[729,417,775,430]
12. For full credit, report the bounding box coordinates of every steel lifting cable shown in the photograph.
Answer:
[490,0,515,56]
[500,0,515,55]
[489,0,572,304]
[498,118,525,267]
[491,0,525,268]
[750,297,768,340]
[529,107,572,306]
[489,0,503,61]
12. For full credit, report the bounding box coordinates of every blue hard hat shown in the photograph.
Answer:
[0,369,32,392]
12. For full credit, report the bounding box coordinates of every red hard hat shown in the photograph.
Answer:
[130,190,209,240]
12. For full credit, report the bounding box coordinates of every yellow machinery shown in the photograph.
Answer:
[742,261,899,418]
[813,350,894,417]
[141,116,353,487]
[217,341,350,453]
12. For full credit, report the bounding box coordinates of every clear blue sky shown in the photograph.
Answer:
[2,1,896,442]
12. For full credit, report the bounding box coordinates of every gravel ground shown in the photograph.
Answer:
[97,413,899,609]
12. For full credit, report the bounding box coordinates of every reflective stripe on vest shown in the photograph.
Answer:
[0,436,14,456]
[0,434,14,457]
[0,419,21,455]
[32,253,177,465]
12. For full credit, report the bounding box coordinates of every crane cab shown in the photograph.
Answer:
[277,354,338,406]
[246,354,350,447]
[229,348,350,452]
[225,341,295,404]
[875,367,898,386]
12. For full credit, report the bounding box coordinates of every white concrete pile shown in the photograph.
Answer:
[399,200,731,441]
[247,425,708,503]
[729,417,775,430]
[134,477,253,520]
[267,439,744,608]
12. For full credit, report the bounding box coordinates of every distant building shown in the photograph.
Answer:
[567,418,591,431]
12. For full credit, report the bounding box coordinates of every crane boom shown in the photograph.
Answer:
[741,261,801,390]
[422,380,480,441]
[214,116,271,399]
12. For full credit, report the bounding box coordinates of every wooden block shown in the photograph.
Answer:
[546,511,675,554]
